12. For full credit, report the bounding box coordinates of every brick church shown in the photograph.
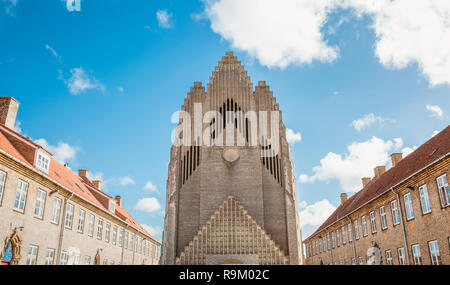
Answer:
[161,52,303,265]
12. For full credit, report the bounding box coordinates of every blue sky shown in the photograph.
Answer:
[1,0,449,240]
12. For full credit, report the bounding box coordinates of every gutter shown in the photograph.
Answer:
[390,187,410,265]
[56,192,74,265]
[304,152,450,241]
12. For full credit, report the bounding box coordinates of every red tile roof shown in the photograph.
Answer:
[0,124,159,244]
[305,125,450,240]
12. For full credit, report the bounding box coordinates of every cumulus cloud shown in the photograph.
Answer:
[134,197,162,213]
[351,113,391,131]
[45,44,62,62]
[119,176,135,186]
[299,136,404,192]
[156,9,173,29]
[66,67,105,95]
[426,104,444,119]
[202,0,450,86]
[203,0,339,68]
[142,224,163,238]
[34,138,79,165]
[299,199,337,228]
[401,146,417,157]
[286,128,302,144]
[143,181,158,192]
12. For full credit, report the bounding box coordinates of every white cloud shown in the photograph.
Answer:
[351,113,390,132]
[156,9,173,29]
[142,224,162,238]
[286,128,302,144]
[299,136,404,192]
[401,146,417,157]
[134,197,162,213]
[2,0,18,16]
[45,44,62,62]
[432,130,440,137]
[34,138,79,165]
[203,0,339,68]
[118,86,124,93]
[299,201,308,209]
[66,67,105,95]
[299,199,336,228]
[13,120,22,134]
[87,171,104,182]
[426,104,444,119]
[119,176,135,186]
[143,181,158,192]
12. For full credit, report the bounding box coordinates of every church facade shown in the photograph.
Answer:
[161,52,303,265]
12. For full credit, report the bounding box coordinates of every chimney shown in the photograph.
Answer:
[374,166,386,178]
[362,177,371,188]
[93,180,102,190]
[0,97,20,130]
[115,195,122,207]
[391,153,403,167]
[340,193,348,205]
[78,169,89,178]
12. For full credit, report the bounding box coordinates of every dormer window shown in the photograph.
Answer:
[36,152,50,173]
[108,199,116,213]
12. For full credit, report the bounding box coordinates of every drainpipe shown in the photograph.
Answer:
[390,187,410,265]
[56,192,73,265]
[347,217,357,264]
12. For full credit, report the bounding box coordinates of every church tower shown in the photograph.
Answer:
[161,52,303,265]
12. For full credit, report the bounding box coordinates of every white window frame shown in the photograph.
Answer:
[36,152,50,173]
[404,193,414,220]
[391,200,400,225]
[380,206,387,230]
[60,251,68,265]
[436,174,450,207]
[44,248,55,265]
[34,189,47,219]
[331,232,336,248]
[77,209,85,233]
[0,170,6,206]
[369,211,377,233]
[112,225,117,245]
[124,231,129,249]
[354,220,360,240]
[341,226,346,244]
[398,248,406,265]
[428,240,441,265]
[412,244,422,265]
[97,219,103,240]
[84,256,91,265]
[348,223,353,242]
[88,214,95,237]
[64,203,74,229]
[418,184,431,214]
[327,234,331,250]
[361,216,368,237]
[108,199,116,213]
[50,197,62,224]
[336,229,341,246]
[26,245,38,265]
[13,179,28,212]
[358,256,363,265]
[386,250,393,265]
[105,222,111,243]
[119,228,123,247]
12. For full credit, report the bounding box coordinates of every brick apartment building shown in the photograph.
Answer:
[304,126,450,265]
[0,97,161,265]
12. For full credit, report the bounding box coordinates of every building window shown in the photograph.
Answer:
[327,234,331,250]
[97,219,103,240]
[34,189,47,219]
[336,229,341,246]
[105,222,111,242]
[36,152,50,173]
[88,214,95,236]
[379,206,387,230]
[391,200,400,225]
[437,174,450,207]
[412,244,422,265]
[26,245,38,265]
[124,231,129,249]
[77,209,85,233]
[404,193,414,220]
[103,259,108,265]
[341,226,346,244]
[64,203,74,229]
[331,232,336,248]
[348,223,353,242]
[50,197,62,224]
[112,225,117,245]
[74,254,80,265]
[323,237,327,252]
[369,211,377,233]
[108,199,116,213]
[386,250,393,265]
[44,249,55,265]
[84,256,91,265]
[60,251,68,265]
[358,256,364,265]
[398,248,406,265]
[418,184,432,214]
[351,258,356,265]
[119,228,123,247]
[428,240,441,265]
[354,220,360,240]
[0,170,6,206]
[14,179,28,212]
[361,216,368,237]
[319,239,322,253]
